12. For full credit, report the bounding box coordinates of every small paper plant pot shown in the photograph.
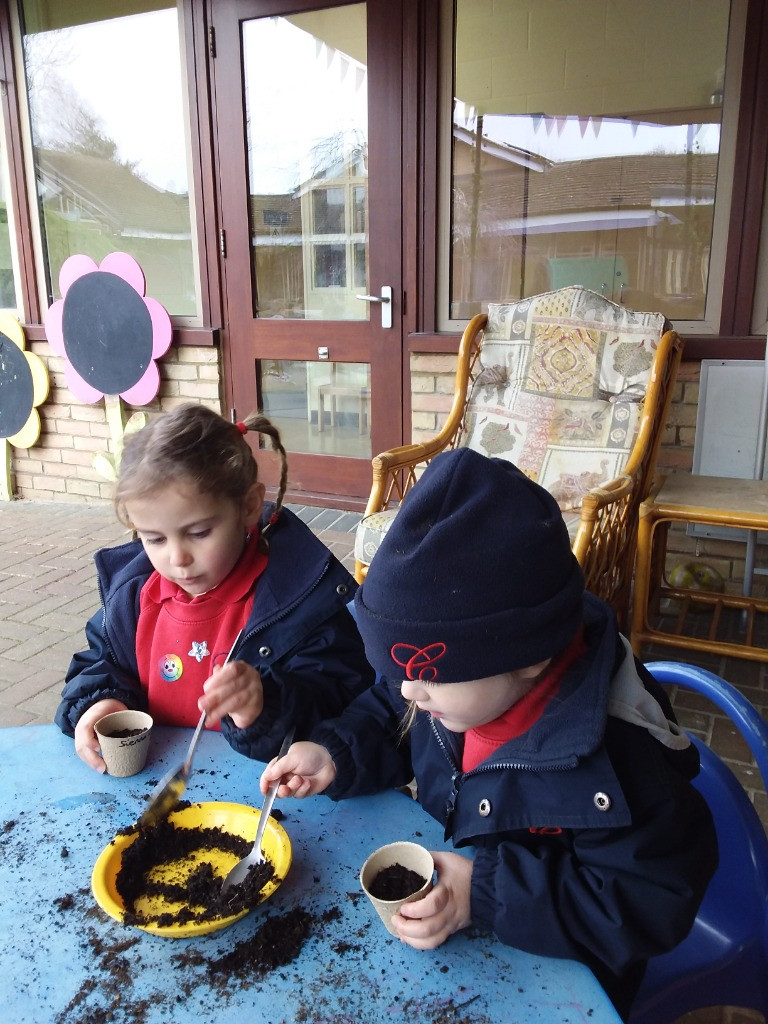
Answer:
[360,841,434,936]
[95,710,153,777]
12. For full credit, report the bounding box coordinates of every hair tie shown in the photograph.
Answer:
[236,421,247,435]
[260,510,280,545]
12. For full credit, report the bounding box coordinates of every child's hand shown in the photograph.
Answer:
[259,741,336,798]
[392,851,473,949]
[199,660,264,729]
[74,698,129,772]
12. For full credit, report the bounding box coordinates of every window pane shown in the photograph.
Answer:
[353,185,366,233]
[243,7,369,320]
[313,188,346,234]
[353,242,367,288]
[0,114,20,311]
[450,0,731,324]
[260,359,371,458]
[20,2,197,316]
[314,244,347,288]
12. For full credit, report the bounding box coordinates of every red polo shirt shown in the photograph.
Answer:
[135,532,267,727]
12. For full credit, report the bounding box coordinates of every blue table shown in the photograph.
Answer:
[0,725,622,1024]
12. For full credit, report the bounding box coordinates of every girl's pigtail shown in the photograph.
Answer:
[241,413,288,537]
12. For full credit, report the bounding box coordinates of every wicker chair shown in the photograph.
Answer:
[354,286,683,631]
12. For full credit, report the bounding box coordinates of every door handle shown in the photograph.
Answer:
[356,285,393,329]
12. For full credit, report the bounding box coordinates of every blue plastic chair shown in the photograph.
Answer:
[629,661,768,1024]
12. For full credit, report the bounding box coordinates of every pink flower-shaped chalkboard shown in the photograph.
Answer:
[44,252,172,404]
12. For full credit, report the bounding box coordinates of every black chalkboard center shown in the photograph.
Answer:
[0,332,34,438]
[62,272,153,395]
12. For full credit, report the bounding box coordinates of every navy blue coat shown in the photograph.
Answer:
[56,505,374,761]
[311,595,718,1018]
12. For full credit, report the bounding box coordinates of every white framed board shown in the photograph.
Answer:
[690,358,768,541]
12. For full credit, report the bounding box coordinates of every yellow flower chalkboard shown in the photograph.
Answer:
[0,313,50,499]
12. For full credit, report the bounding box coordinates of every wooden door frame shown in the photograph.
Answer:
[211,0,405,507]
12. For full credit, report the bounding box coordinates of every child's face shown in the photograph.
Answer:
[400,663,549,733]
[126,478,264,598]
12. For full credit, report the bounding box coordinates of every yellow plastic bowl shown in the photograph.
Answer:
[91,801,292,938]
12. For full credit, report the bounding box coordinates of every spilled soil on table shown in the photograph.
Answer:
[52,886,317,1024]
[4,796,499,1024]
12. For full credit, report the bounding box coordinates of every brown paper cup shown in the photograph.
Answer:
[95,710,153,777]
[360,841,434,935]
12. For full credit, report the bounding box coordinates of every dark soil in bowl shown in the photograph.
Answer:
[115,811,276,927]
[368,863,426,900]
[103,728,145,738]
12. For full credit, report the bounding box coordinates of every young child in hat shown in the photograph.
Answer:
[260,447,718,1020]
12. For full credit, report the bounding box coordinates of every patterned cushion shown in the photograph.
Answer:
[460,287,666,512]
[355,287,667,569]
[355,503,582,567]
[354,509,398,565]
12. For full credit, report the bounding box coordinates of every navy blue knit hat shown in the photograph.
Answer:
[354,448,584,682]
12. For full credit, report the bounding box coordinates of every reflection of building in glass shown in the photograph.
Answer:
[250,191,305,318]
[451,131,717,322]
[35,148,194,314]
[250,136,367,321]
[0,202,15,308]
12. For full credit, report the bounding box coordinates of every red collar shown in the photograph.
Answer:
[462,626,587,772]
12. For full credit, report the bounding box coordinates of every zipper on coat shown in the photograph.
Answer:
[97,577,122,668]
[240,557,333,647]
[428,713,576,779]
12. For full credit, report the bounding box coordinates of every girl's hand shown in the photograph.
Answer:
[259,741,336,798]
[199,660,264,729]
[74,698,129,772]
[392,851,473,949]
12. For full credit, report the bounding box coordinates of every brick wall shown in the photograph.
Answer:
[409,351,768,598]
[410,352,459,444]
[10,340,222,503]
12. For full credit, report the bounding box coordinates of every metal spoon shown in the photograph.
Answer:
[137,630,243,828]
[220,726,295,893]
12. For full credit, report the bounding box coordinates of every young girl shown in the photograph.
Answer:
[56,403,374,771]
[260,447,718,1021]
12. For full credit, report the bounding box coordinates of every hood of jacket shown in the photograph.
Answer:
[606,635,690,750]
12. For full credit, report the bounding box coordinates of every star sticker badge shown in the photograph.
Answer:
[188,640,210,663]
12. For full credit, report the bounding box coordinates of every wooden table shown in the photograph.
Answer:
[630,473,768,660]
[0,725,622,1024]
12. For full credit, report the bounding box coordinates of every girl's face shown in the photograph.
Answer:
[126,478,264,598]
[400,662,549,733]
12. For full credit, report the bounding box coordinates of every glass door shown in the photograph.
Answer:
[213,0,404,503]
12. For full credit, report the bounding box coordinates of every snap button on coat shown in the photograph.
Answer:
[336,583,349,596]
[593,791,612,811]
[258,645,272,658]
[478,798,492,817]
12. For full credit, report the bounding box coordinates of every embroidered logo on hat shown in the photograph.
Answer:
[391,642,447,681]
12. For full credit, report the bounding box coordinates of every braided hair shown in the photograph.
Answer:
[115,403,288,539]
